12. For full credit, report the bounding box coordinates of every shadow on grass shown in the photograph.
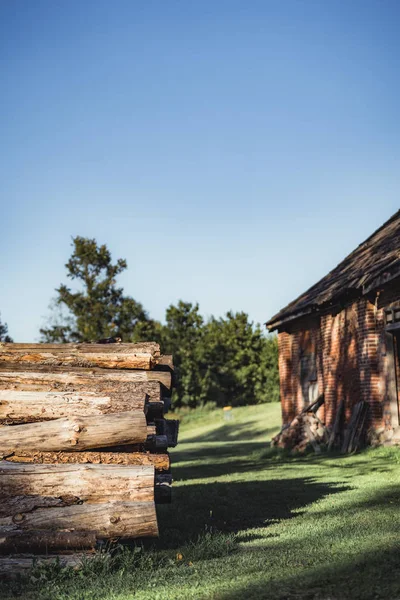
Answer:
[171,442,393,482]
[210,483,400,599]
[216,545,400,600]
[172,441,273,481]
[181,420,279,443]
[156,477,350,549]
[172,440,267,461]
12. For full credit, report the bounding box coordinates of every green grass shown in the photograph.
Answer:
[2,403,400,600]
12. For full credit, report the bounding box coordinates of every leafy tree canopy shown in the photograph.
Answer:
[141,303,279,408]
[40,236,280,408]
[40,237,153,342]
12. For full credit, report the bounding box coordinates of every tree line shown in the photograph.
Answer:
[3,236,279,408]
[0,315,13,343]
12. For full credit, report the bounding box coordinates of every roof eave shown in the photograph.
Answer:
[267,266,400,332]
[265,306,314,332]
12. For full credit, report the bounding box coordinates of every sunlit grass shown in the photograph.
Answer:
[1,403,400,600]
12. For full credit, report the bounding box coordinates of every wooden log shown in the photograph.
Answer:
[147,424,156,436]
[351,402,369,452]
[0,364,171,391]
[3,450,170,471]
[0,390,147,424]
[145,401,165,420]
[328,399,345,451]
[0,530,97,554]
[0,463,155,511]
[0,351,151,371]
[301,394,325,415]
[0,342,161,371]
[0,342,160,354]
[303,421,321,454]
[0,411,147,454]
[154,355,174,371]
[0,350,151,370]
[155,419,179,447]
[0,554,89,577]
[346,401,369,453]
[153,355,175,387]
[0,501,158,539]
[146,434,169,452]
[341,402,365,454]
[101,433,170,453]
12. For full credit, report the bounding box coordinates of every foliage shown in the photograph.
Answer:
[40,237,153,342]
[157,306,279,408]
[161,301,205,408]
[0,313,13,342]
[40,237,279,405]
[198,312,279,407]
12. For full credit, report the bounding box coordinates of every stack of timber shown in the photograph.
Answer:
[273,397,370,455]
[272,396,328,454]
[0,342,178,568]
[340,400,369,454]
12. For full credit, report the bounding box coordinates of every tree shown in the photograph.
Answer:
[40,237,152,342]
[198,312,276,407]
[158,303,280,409]
[254,333,280,403]
[0,313,13,342]
[161,301,204,407]
[40,236,280,409]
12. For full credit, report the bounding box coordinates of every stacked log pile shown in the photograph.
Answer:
[272,412,328,454]
[272,396,328,453]
[273,396,370,454]
[340,400,368,453]
[0,342,178,563]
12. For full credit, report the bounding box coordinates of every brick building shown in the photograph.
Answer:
[266,210,400,442]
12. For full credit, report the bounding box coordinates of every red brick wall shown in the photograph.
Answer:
[278,316,321,425]
[277,295,395,431]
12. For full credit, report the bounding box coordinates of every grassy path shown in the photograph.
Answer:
[2,404,400,599]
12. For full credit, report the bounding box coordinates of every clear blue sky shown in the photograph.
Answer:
[1,0,399,341]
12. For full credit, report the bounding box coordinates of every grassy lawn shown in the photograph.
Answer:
[2,403,400,600]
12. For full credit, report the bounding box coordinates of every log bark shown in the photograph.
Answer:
[0,554,89,577]
[154,355,174,370]
[147,424,156,436]
[100,434,169,453]
[0,501,158,539]
[0,390,147,424]
[0,342,160,355]
[0,411,147,454]
[3,450,170,471]
[328,399,345,451]
[0,365,171,391]
[0,530,97,554]
[0,342,161,370]
[0,463,155,511]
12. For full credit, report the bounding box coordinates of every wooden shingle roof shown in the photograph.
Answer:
[266,210,400,331]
